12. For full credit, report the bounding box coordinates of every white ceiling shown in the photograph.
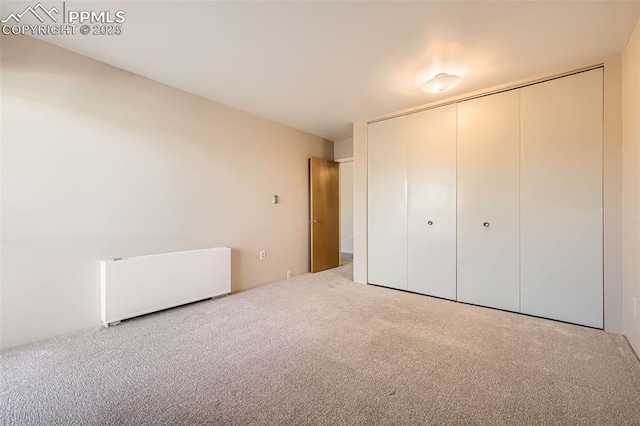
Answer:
[8,1,640,141]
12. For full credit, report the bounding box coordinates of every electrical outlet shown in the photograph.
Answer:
[259,250,266,260]
[287,270,292,279]
[633,297,637,316]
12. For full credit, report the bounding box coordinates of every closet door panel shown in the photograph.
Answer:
[367,117,408,290]
[457,90,520,312]
[520,69,603,328]
[407,105,457,299]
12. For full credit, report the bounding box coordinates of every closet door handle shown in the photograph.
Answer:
[427,220,433,226]
[483,222,490,228]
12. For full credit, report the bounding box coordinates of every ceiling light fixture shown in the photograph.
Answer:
[420,73,463,94]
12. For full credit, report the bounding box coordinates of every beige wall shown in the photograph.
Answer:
[334,138,353,161]
[622,18,640,355]
[354,61,625,333]
[604,55,624,334]
[0,34,332,349]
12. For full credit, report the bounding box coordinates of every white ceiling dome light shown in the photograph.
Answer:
[420,73,463,93]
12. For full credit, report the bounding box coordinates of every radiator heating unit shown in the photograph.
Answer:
[101,247,231,327]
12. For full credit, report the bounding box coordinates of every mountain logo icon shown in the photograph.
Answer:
[1,2,60,24]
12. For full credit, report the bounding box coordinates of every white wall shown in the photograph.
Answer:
[622,18,640,355]
[353,121,368,284]
[334,138,353,161]
[353,62,625,333]
[335,138,354,256]
[340,161,353,254]
[0,34,332,349]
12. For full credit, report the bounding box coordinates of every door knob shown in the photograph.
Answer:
[310,219,318,224]
[427,220,433,226]
[483,222,490,228]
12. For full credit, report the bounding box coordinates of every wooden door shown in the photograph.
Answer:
[520,69,603,328]
[310,157,340,273]
[457,90,521,312]
[367,116,408,290]
[407,104,457,299]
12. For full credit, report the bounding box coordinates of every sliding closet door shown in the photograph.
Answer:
[368,116,408,290]
[520,69,603,328]
[457,90,520,311]
[407,105,457,299]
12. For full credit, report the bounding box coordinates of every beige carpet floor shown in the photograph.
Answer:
[1,262,639,425]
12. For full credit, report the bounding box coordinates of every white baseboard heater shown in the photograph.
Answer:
[101,247,231,327]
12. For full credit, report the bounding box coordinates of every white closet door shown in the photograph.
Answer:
[520,69,603,328]
[457,90,520,311]
[368,116,407,290]
[407,105,457,299]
